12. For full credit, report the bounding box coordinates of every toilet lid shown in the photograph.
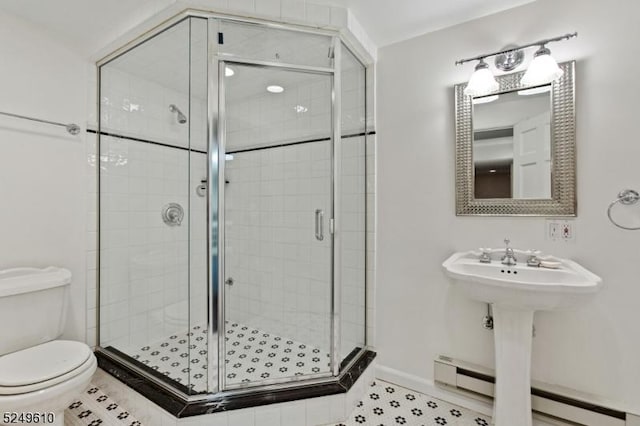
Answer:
[0,340,91,387]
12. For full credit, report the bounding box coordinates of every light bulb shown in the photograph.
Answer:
[464,59,499,97]
[521,46,563,86]
[225,67,235,77]
[267,85,284,93]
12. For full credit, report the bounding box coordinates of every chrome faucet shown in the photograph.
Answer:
[501,238,517,266]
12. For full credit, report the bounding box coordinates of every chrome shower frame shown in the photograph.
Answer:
[95,8,373,404]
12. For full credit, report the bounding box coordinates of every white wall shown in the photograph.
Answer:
[0,11,88,342]
[376,0,640,411]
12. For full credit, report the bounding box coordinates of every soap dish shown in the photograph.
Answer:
[540,260,562,269]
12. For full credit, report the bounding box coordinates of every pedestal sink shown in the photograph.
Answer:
[442,249,602,426]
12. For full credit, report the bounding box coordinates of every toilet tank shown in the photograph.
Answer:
[0,267,71,356]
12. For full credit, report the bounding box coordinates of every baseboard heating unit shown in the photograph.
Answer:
[434,356,640,426]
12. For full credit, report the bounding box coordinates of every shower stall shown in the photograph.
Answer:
[96,11,372,408]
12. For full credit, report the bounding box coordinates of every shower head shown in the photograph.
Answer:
[169,104,187,124]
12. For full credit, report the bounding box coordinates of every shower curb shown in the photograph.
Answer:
[95,348,376,418]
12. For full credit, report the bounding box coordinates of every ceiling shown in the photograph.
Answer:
[0,0,176,58]
[0,0,536,57]
[334,0,537,47]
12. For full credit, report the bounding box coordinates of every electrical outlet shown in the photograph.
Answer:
[546,219,575,242]
[561,222,573,241]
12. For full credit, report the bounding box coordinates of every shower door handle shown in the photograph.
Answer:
[315,209,324,241]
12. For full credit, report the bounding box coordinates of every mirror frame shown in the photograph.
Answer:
[454,61,576,216]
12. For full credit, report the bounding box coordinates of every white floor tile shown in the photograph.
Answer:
[329,380,492,426]
[65,384,143,426]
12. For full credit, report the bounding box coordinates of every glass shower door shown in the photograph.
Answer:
[98,17,210,395]
[220,63,334,387]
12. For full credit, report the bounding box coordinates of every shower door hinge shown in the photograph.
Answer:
[329,218,335,234]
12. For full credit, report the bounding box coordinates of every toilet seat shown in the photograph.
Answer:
[0,340,93,395]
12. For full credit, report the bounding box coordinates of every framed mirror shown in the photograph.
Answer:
[454,61,576,216]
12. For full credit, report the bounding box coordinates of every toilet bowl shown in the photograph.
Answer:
[0,268,97,425]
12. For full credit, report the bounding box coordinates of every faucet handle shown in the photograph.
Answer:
[504,238,511,247]
[478,248,492,263]
[526,249,541,267]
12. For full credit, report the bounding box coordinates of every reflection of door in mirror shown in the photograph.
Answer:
[472,88,551,200]
[513,112,551,198]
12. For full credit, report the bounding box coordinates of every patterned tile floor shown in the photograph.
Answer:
[332,380,492,426]
[129,321,331,392]
[65,385,142,426]
[65,380,491,426]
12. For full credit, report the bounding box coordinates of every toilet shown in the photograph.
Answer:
[0,267,97,426]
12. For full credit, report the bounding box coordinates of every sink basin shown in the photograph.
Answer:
[442,250,602,310]
[442,249,602,426]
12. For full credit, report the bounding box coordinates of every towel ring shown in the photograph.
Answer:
[607,189,640,230]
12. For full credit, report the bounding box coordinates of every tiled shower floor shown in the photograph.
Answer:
[129,321,330,392]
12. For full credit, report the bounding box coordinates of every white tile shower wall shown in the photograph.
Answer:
[189,151,209,329]
[365,135,375,349]
[226,77,332,151]
[339,43,370,357]
[91,360,377,426]
[87,133,98,347]
[99,135,207,350]
[0,10,89,342]
[341,62,367,136]
[100,65,208,152]
[223,47,373,356]
[93,26,209,348]
[224,46,366,152]
[225,142,333,351]
[344,135,376,355]
[223,136,373,358]
[339,136,366,358]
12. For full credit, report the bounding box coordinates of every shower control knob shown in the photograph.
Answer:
[162,203,184,226]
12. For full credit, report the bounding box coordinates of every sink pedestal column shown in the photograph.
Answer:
[491,304,534,426]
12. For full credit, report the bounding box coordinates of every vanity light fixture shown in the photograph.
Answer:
[463,59,499,97]
[267,85,284,93]
[456,32,577,94]
[521,46,563,86]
